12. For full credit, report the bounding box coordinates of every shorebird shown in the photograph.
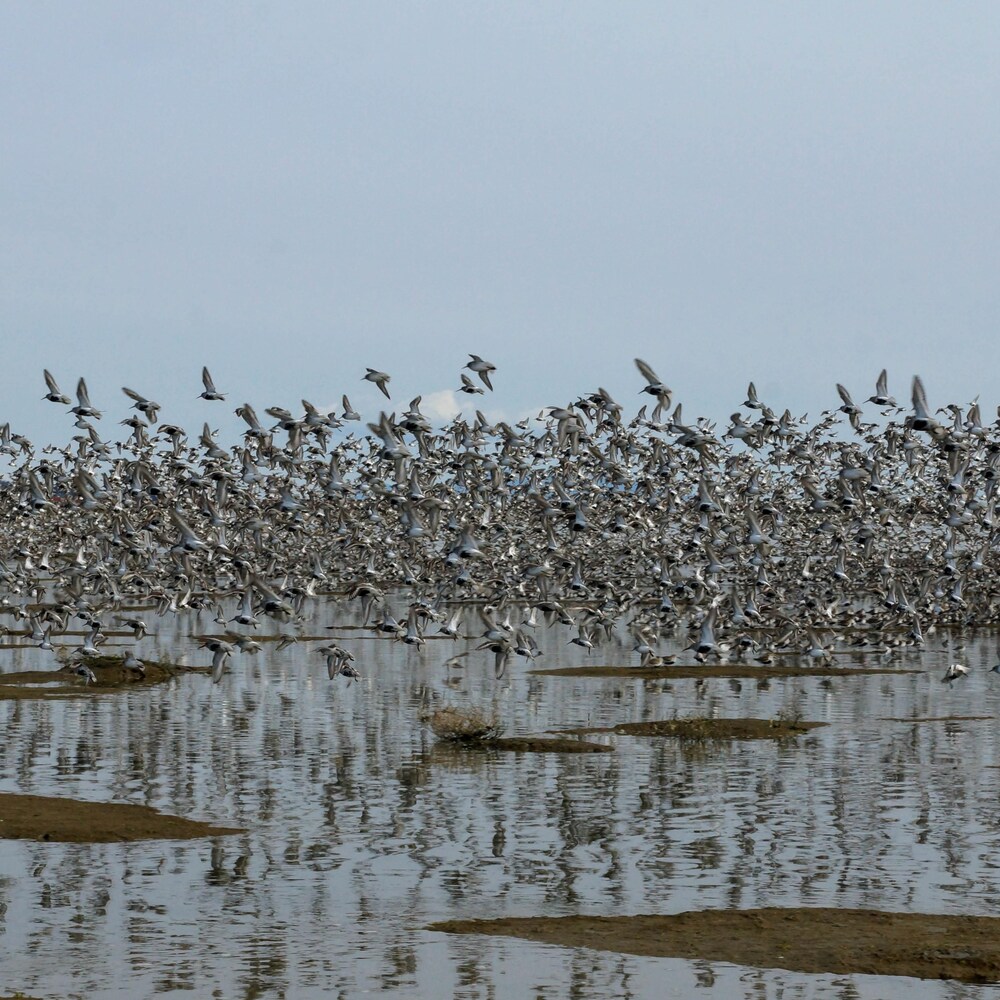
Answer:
[464,355,496,391]
[362,368,391,399]
[122,387,161,424]
[199,366,226,400]
[70,378,102,420]
[459,373,484,395]
[867,369,896,407]
[942,663,969,684]
[42,370,71,405]
[634,358,672,417]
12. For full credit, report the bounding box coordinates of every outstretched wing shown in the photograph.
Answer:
[77,378,93,407]
[912,375,930,417]
[634,358,661,385]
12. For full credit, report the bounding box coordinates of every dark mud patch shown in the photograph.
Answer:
[529,663,919,680]
[558,717,825,740]
[0,792,242,843]
[0,656,208,700]
[429,907,1000,983]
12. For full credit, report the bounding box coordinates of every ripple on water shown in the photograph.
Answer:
[1,607,1000,996]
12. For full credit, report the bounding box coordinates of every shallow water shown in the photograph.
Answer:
[1,606,999,999]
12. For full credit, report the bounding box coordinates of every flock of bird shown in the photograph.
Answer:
[1,357,997,688]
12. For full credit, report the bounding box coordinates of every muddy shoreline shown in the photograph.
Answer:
[558,717,826,740]
[429,907,1000,983]
[0,656,207,700]
[0,792,242,842]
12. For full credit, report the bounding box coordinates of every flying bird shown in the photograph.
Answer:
[42,370,71,405]
[866,369,896,407]
[200,367,226,400]
[363,368,392,399]
[122,387,161,424]
[465,355,496,391]
[71,378,102,419]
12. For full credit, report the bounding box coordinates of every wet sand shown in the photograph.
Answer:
[0,792,242,842]
[529,663,920,679]
[429,907,1000,983]
[559,717,826,740]
[0,656,206,700]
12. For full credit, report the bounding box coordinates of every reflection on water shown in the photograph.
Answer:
[1,604,999,998]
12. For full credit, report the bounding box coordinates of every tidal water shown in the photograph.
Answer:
[1,606,999,999]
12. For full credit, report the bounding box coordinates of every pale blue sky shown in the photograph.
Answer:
[3,2,999,443]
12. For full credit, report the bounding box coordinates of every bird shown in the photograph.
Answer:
[122,387,161,424]
[122,650,146,678]
[70,378,102,419]
[867,369,896,407]
[458,374,484,395]
[341,395,360,421]
[942,663,969,684]
[200,638,235,684]
[363,368,391,399]
[199,367,226,400]
[908,376,944,437]
[464,355,496,391]
[42,370,71,405]
[634,359,672,417]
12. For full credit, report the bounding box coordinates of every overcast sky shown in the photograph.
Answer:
[2,2,999,446]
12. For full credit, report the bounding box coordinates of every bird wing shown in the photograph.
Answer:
[44,369,61,394]
[912,375,931,418]
[634,358,661,384]
[77,378,93,406]
[237,404,261,428]
[876,369,888,395]
[836,384,856,407]
[202,366,218,392]
[122,387,147,404]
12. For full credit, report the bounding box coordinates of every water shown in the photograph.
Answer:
[1,605,998,999]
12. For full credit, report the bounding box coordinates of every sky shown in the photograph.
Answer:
[2,2,1000,446]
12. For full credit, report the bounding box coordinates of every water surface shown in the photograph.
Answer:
[0,606,997,999]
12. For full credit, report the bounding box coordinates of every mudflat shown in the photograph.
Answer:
[430,907,1000,983]
[0,792,241,843]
